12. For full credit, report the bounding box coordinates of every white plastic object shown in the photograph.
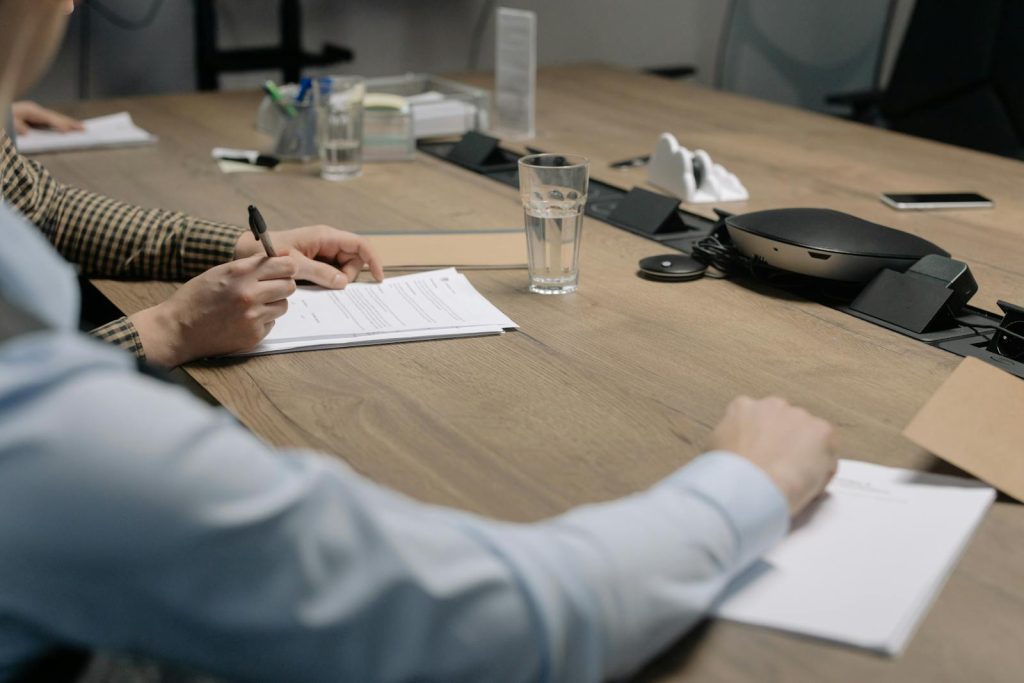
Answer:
[647,132,748,203]
[493,7,536,140]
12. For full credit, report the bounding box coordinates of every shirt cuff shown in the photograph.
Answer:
[658,451,790,568]
[181,220,245,279]
[502,450,790,681]
[89,316,145,360]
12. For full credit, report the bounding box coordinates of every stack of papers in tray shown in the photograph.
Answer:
[240,268,516,356]
[405,91,479,138]
[16,112,157,154]
[713,460,995,655]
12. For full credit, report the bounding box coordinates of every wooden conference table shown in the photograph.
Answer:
[42,65,1023,682]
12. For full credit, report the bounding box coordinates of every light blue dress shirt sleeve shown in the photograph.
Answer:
[0,332,788,683]
[0,203,79,329]
[0,200,790,682]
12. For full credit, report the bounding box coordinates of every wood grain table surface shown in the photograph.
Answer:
[38,65,1024,682]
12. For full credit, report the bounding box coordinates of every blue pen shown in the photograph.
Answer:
[318,76,333,97]
[295,77,312,104]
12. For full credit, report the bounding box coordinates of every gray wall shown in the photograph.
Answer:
[30,0,714,101]
[27,1,911,110]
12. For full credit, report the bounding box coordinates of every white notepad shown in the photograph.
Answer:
[238,268,517,356]
[16,112,157,154]
[714,460,995,655]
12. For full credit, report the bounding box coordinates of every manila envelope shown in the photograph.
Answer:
[904,357,1024,501]
[366,230,527,271]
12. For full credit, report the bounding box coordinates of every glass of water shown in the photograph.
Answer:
[316,75,365,181]
[518,153,590,294]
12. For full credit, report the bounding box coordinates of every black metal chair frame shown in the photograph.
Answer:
[193,0,354,91]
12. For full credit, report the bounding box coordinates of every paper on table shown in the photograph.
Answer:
[249,325,507,356]
[16,112,157,154]
[367,230,527,270]
[238,268,516,356]
[713,460,994,655]
[412,99,479,138]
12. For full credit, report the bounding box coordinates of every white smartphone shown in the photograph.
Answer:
[881,192,994,210]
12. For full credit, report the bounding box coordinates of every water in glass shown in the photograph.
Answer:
[525,187,584,294]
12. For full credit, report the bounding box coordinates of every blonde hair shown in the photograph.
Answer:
[0,0,70,109]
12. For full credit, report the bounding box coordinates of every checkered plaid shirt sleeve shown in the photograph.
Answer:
[90,316,146,359]
[2,131,246,359]
[1,132,244,281]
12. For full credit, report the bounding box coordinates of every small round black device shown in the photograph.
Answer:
[637,254,708,282]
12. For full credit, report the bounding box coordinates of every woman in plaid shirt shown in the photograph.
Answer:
[0,132,383,366]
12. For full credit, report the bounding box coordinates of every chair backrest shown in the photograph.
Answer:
[880,0,1024,158]
[716,0,896,112]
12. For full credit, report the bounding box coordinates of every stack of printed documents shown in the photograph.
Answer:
[239,268,517,356]
[713,460,995,655]
[16,112,157,154]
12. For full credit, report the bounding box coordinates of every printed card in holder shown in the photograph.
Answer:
[493,7,536,140]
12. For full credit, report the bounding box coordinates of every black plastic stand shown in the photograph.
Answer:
[447,132,515,171]
[850,269,956,333]
[607,188,690,236]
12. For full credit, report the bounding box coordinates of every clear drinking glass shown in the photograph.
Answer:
[518,154,590,294]
[316,75,365,181]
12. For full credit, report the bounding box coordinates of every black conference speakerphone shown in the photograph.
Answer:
[418,133,1024,379]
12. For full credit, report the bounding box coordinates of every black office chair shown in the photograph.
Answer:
[193,0,354,91]
[829,0,1024,159]
[716,0,896,113]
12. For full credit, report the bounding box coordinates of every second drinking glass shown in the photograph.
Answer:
[316,75,365,181]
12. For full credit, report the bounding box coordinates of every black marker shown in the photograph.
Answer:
[247,205,278,257]
[609,154,650,169]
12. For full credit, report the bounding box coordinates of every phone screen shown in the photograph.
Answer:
[882,192,993,208]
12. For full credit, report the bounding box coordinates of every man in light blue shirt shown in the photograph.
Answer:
[0,1,837,681]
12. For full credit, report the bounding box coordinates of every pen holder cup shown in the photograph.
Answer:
[270,102,318,162]
[256,83,299,135]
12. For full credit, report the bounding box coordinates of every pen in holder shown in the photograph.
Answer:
[271,100,318,162]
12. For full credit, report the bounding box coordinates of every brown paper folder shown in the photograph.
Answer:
[366,230,527,271]
[903,357,1024,501]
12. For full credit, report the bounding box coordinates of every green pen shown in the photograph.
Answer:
[263,80,298,118]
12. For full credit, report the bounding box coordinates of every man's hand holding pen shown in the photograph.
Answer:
[236,209,385,289]
[128,208,384,367]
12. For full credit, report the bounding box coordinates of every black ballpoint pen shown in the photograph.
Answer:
[247,205,278,257]
[609,154,651,169]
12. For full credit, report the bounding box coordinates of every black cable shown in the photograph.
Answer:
[690,225,784,282]
[86,0,165,31]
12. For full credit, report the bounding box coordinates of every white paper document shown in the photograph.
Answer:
[713,460,995,655]
[412,99,479,139]
[240,268,517,356]
[16,112,157,154]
